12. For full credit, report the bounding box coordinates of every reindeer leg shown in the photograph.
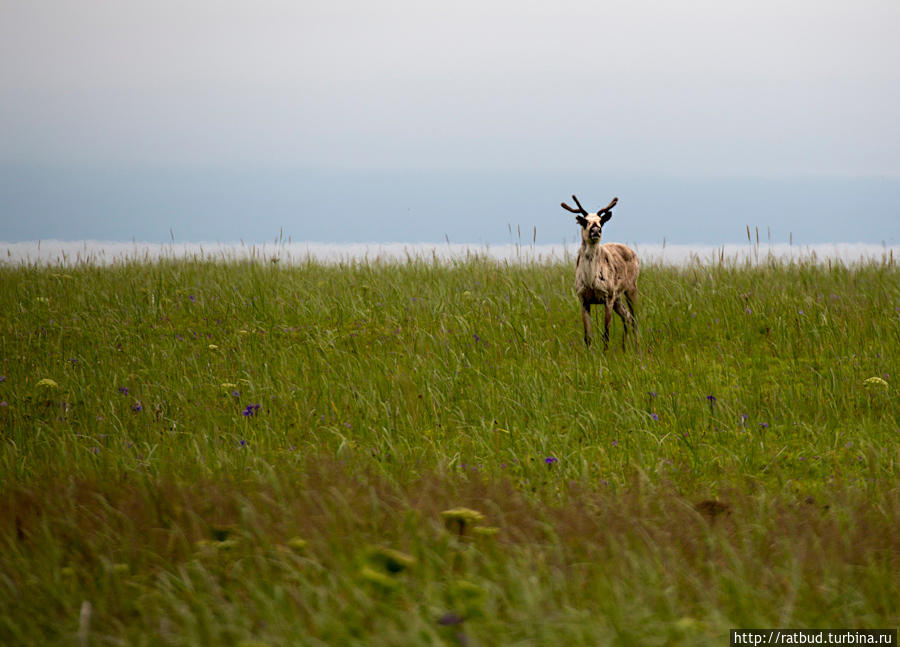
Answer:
[603,301,613,351]
[625,289,638,351]
[581,301,593,348]
[613,298,632,352]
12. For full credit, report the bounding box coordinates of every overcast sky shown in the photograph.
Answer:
[1,1,898,243]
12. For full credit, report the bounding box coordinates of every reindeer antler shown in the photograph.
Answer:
[597,197,618,214]
[561,194,589,215]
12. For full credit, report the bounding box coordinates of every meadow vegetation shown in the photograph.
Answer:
[1,253,898,645]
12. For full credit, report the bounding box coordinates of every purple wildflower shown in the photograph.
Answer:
[650,413,659,422]
[131,402,142,412]
[0,375,5,383]
[612,440,618,447]
[545,456,558,465]
[438,612,464,626]
[759,422,769,429]
[706,395,717,404]
[118,386,129,395]
[242,404,261,417]
[240,439,247,447]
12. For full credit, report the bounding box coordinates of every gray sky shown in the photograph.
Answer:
[1,1,899,243]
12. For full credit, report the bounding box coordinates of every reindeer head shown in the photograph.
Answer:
[561,195,618,243]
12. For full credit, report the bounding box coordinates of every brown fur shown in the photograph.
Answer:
[572,211,639,349]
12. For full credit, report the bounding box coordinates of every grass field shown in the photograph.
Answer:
[1,253,898,645]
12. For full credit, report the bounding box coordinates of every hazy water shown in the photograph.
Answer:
[2,165,899,246]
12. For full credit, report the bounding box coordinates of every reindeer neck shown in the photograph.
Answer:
[581,240,603,258]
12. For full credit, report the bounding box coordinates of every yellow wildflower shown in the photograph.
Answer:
[442,507,485,537]
[366,546,416,574]
[359,566,399,592]
[287,537,308,552]
[441,507,485,525]
[864,376,889,389]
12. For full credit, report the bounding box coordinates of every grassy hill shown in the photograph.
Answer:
[1,255,898,645]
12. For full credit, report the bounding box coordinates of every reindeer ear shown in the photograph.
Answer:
[576,215,588,227]
[599,211,613,226]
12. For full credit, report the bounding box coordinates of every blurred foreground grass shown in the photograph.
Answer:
[1,256,898,645]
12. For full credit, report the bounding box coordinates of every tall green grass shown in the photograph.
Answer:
[1,256,898,645]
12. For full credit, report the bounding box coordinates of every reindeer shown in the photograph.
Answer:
[562,195,639,350]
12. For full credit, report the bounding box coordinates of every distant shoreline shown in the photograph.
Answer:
[2,240,897,267]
